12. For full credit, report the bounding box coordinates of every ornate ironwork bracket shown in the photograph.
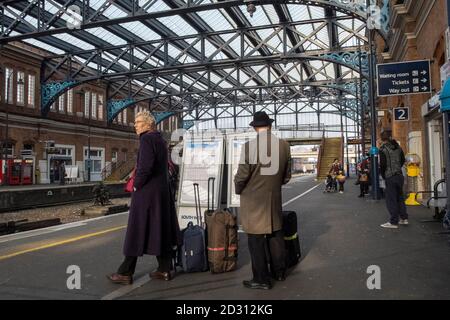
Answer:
[320,51,369,78]
[181,120,195,130]
[153,111,175,124]
[107,98,136,123]
[41,80,78,117]
[329,80,369,106]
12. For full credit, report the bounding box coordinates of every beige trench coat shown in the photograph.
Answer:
[234,132,291,234]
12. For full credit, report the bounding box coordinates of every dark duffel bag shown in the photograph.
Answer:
[205,208,238,273]
[203,177,238,273]
[282,211,301,268]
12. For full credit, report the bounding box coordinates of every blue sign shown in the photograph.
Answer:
[377,60,431,97]
[394,107,409,121]
[370,147,379,155]
[440,78,450,112]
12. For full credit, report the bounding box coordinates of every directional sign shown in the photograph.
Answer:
[377,60,431,97]
[394,107,409,121]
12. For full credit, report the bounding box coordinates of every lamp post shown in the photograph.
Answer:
[367,0,381,200]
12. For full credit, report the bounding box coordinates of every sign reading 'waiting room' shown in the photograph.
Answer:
[376,60,431,97]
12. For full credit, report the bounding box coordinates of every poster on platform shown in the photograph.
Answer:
[177,136,224,229]
[227,133,256,207]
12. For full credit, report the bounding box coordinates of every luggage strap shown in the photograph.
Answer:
[284,233,298,241]
[208,245,238,251]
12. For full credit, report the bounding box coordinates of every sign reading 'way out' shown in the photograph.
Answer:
[377,60,431,97]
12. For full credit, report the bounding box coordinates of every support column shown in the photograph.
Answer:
[368,24,381,200]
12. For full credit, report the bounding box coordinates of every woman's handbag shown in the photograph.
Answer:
[359,173,369,182]
[124,168,136,193]
[336,174,346,183]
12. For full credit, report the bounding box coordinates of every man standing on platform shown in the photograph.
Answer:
[234,111,292,290]
[379,130,408,229]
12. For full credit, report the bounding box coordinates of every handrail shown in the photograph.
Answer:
[414,179,446,220]
[316,130,326,180]
[101,160,125,180]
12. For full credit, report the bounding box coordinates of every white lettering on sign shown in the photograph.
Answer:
[380,73,396,79]
[389,88,400,94]
[392,80,409,85]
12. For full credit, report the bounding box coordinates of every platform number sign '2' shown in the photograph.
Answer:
[394,107,409,121]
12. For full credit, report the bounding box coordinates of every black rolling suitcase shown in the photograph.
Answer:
[177,183,208,273]
[282,211,301,268]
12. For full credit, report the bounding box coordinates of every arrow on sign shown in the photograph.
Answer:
[420,70,427,75]
[421,86,428,91]
[421,78,427,83]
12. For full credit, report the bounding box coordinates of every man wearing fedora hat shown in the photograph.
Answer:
[234,111,292,290]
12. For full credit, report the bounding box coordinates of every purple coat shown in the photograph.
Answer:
[123,130,181,257]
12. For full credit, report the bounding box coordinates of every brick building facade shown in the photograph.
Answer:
[0,43,179,185]
[376,0,449,193]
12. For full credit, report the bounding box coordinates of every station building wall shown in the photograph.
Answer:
[0,43,180,184]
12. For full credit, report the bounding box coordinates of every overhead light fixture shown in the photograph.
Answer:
[246,3,256,17]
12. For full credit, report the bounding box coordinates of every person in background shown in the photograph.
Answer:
[358,154,370,197]
[379,130,408,229]
[329,159,345,193]
[59,161,66,185]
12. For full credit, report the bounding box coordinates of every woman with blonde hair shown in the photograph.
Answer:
[108,110,181,284]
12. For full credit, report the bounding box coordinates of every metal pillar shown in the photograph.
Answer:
[445,113,450,220]
[367,9,381,200]
[445,0,450,221]
[358,38,366,157]
[345,110,350,177]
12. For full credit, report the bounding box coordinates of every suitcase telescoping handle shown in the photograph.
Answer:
[193,183,201,226]
[207,177,215,211]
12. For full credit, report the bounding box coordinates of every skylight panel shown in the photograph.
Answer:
[85,27,126,46]
[197,10,233,32]
[120,22,161,41]
[103,4,128,19]
[308,6,325,19]
[22,38,65,55]
[53,33,96,50]
[157,16,197,36]
[219,9,238,29]
[288,5,313,22]
[261,5,279,24]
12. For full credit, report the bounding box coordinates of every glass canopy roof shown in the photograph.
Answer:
[2,0,369,133]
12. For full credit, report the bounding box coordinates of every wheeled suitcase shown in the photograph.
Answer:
[282,211,301,268]
[177,183,208,273]
[203,178,238,273]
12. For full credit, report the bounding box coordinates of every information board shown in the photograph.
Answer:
[227,133,256,207]
[377,60,431,96]
[177,135,224,229]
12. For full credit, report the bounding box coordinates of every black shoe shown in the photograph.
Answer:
[243,280,272,290]
[358,194,364,198]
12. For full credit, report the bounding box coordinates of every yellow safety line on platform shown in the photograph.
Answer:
[0,225,126,261]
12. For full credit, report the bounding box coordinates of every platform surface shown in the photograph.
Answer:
[1,175,449,300]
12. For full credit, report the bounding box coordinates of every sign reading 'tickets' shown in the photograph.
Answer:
[377,60,431,97]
